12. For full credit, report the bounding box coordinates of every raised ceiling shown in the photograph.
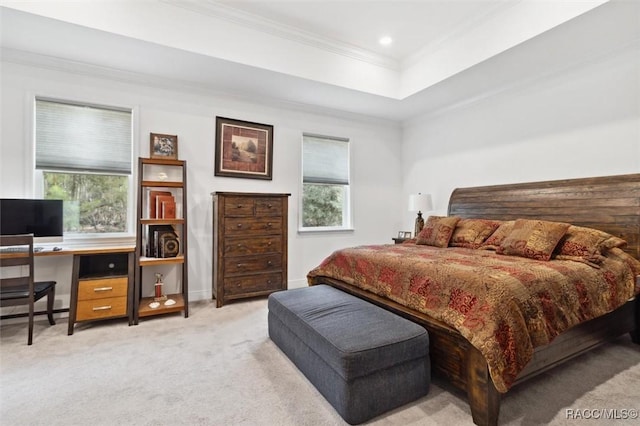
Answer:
[1,0,636,121]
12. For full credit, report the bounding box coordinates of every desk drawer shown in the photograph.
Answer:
[78,277,128,301]
[76,296,127,321]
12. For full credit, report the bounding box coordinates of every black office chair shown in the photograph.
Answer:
[0,234,56,345]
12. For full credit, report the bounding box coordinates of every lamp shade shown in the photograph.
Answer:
[408,193,433,213]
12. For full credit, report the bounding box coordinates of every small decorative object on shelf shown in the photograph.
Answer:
[154,273,166,302]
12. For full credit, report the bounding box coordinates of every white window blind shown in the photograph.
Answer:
[35,99,132,174]
[302,134,349,185]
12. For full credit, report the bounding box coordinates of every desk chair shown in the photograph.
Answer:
[0,234,56,345]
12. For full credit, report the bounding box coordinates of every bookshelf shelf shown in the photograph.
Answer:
[138,293,185,318]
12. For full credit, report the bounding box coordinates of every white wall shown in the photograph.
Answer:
[402,44,640,227]
[0,60,403,315]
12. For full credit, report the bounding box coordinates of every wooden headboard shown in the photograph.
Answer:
[448,174,640,259]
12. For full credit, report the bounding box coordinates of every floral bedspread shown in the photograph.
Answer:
[307,244,639,393]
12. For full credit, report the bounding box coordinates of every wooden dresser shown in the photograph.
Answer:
[212,192,290,307]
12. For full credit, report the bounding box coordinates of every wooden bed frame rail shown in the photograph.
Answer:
[310,173,640,426]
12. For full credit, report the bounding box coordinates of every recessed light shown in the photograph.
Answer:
[379,36,393,46]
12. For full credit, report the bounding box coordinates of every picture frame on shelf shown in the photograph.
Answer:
[214,116,273,180]
[150,133,178,160]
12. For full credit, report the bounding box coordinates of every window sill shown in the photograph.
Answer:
[297,227,354,234]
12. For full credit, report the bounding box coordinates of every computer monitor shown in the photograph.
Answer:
[0,199,64,243]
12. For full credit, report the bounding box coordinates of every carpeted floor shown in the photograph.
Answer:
[1,298,639,425]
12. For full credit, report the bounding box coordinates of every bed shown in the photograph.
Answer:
[307,173,640,426]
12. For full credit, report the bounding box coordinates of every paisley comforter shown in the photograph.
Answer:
[307,244,639,392]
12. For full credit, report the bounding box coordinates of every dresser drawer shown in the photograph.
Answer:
[255,198,283,216]
[224,236,282,256]
[224,217,282,235]
[224,254,282,275]
[78,277,128,301]
[76,296,127,321]
[223,197,255,216]
[223,273,283,296]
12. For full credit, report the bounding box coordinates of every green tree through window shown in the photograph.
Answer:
[302,184,343,227]
[44,172,128,233]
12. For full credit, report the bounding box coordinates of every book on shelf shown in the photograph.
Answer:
[161,199,176,219]
[155,195,175,219]
[148,190,172,219]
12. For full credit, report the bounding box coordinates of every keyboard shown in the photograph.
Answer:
[0,246,28,253]
[0,246,44,253]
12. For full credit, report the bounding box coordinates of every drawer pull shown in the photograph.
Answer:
[267,241,272,246]
[237,263,245,268]
[92,305,112,312]
[266,223,272,228]
[236,204,243,209]
[267,261,273,267]
[267,204,273,209]
[267,280,272,285]
[93,287,113,292]
[237,223,243,228]
[237,244,245,249]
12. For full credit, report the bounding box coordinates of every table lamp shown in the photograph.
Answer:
[408,193,433,237]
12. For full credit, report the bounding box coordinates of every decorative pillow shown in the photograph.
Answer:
[497,219,570,261]
[479,220,515,250]
[450,219,502,249]
[416,216,460,248]
[554,225,627,265]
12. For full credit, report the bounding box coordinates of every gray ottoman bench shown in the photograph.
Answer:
[268,285,430,424]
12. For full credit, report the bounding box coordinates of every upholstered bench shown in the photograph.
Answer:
[268,285,430,424]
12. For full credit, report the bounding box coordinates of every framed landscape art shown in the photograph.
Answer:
[214,117,273,180]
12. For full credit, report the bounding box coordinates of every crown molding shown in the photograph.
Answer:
[163,0,399,71]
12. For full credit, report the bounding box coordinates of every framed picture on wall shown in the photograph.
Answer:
[150,133,178,160]
[214,116,273,180]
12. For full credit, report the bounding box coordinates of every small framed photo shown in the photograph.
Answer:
[397,231,405,238]
[403,231,412,238]
[150,133,178,160]
[215,116,273,180]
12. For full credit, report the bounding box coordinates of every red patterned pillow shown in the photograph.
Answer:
[479,220,515,250]
[416,216,460,248]
[497,219,570,261]
[450,219,502,249]
[554,225,627,264]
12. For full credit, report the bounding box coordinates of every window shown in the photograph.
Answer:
[301,134,351,231]
[35,98,133,236]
